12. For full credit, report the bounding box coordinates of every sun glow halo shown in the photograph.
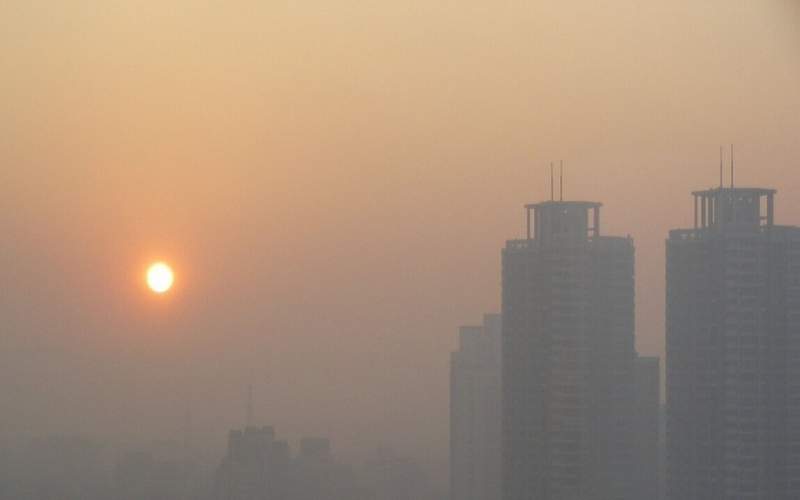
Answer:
[146,262,174,294]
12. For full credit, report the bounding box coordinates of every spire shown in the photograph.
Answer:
[246,383,253,428]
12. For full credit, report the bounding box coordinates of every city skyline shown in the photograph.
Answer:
[2,1,799,497]
[3,167,798,500]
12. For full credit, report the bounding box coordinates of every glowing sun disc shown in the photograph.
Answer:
[146,262,174,294]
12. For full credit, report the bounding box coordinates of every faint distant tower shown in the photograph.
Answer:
[289,438,360,500]
[502,196,636,500]
[246,383,254,428]
[450,313,502,500]
[666,183,800,500]
[214,426,290,500]
[633,355,661,500]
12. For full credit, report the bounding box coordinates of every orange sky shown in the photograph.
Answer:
[1,0,799,477]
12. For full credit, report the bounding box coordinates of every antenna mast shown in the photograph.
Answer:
[719,146,723,189]
[559,160,564,201]
[730,144,734,189]
[246,383,253,428]
[550,162,554,201]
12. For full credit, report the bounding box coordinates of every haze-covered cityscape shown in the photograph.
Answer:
[2,1,800,499]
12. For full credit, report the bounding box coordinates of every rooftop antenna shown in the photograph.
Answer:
[719,146,724,189]
[559,160,564,201]
[550,162,554,201]
[246,383,253,428]
[730,144,735,189]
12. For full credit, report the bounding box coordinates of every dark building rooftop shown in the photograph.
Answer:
[690,187,776,230]
[523,200,603,242]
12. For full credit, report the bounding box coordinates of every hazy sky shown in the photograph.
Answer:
[2,0,799,475]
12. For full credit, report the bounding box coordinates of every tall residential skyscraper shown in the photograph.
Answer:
[450,313,502,500]
[666,186,800,500]
[502,200,636,500]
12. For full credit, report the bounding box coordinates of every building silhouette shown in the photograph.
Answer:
[502,199,636,500]
[214,426,290,500]
[450,313,502,500]
[633,355,661,500]
[362,446,438,500]
[666,186,800,500]
[114,448,201,500]
[288,437,361,500]
[0,435,111,500]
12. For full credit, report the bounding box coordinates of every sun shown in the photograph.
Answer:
[146,262,174,294]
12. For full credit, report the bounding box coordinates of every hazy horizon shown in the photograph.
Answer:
[2,0,799,483]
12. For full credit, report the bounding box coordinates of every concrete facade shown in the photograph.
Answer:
[450,313,502,500]
[502,200,636,500]
[666,187,800,500]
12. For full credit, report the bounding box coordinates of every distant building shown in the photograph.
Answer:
[289,437,360,500]
[114,448,200,500]
[214,426,290,500]
[632,355,660,500]
[658,404,667,500]
[0,435,111,500]
[502,199,636,500]
[666,186,800,500]
[362,447,438,500]
[450,313,502,500]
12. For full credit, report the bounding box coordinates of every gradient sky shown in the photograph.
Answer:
[2,0,799,477]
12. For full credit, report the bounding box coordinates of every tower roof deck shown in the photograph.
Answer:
[524,199,603,241]
[524,200,602,210]
[690,186,777,230]
[691,187,776,197]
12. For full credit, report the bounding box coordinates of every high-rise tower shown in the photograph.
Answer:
[502,200,636,500]
[450,313,502,500]
[666,186,800,500]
